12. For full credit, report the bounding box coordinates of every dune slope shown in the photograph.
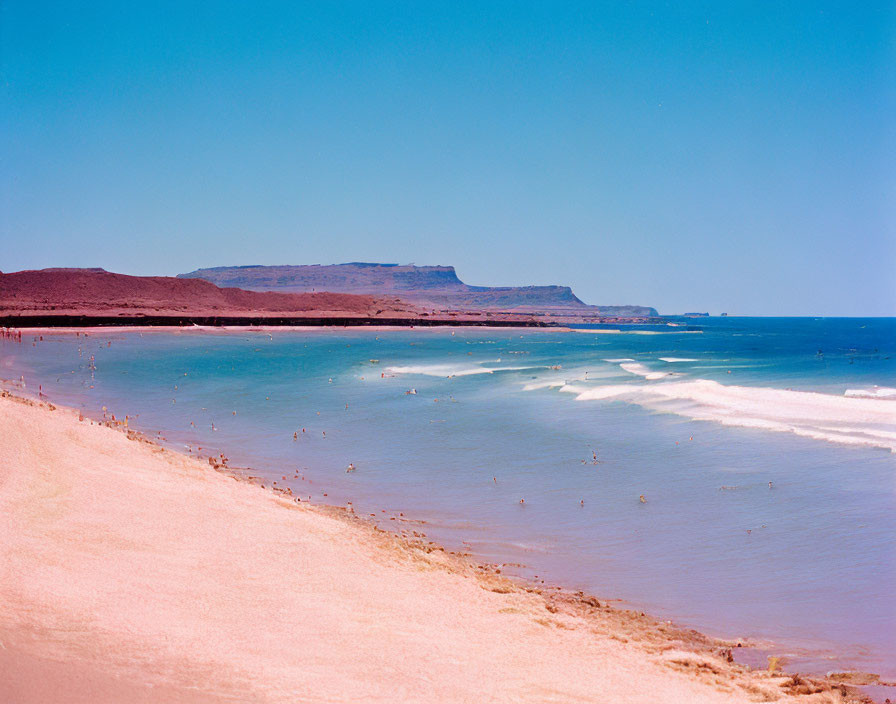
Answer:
[0,394,854,703]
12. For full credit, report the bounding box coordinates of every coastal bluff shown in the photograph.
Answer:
[179,263,659,317]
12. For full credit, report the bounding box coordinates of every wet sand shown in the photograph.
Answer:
[0,392,865,703]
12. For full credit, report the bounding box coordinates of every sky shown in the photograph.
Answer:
[2,1,894,315]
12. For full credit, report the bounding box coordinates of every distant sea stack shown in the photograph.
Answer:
[178,263,658,317]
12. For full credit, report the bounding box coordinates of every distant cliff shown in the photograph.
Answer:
[178,264,658,317]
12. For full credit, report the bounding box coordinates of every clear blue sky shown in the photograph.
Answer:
[2,1,894,315]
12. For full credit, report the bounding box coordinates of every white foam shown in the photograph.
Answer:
[558,384,589,395]
[659,357,698,363]
[521,366,626,391]
[603,358,635,363]
[619,362,650,377]
[559,379,896,452]
[573,329,702,335]
[844,387,896,400]
[522,380,567,391]
[619,362,676,380]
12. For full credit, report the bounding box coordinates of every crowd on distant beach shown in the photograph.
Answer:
[1,327,23,343]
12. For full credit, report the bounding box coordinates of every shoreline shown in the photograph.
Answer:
[1,323,572,335]
[0,314,559,328]
[0,388,881,703]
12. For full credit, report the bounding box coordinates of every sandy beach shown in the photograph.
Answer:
[0,392,862,703]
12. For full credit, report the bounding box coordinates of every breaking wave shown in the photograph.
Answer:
[522,379,568,391]
[619,362,678,380]
[572,329,703,335]
[844,387,896,400]
[554,379,896,452]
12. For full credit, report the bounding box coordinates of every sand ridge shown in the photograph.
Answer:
[0,392,865,703]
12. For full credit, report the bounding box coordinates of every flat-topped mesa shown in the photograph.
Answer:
[178,264,470,294]
[178,264,658,317]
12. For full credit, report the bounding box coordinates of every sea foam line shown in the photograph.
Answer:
[573,329,703,335]
[555,379,896,452]
[844,387,896,400]
[618,362,677,380]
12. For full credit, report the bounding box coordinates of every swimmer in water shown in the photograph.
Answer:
[347,463,355,473]
[639,494,647,503]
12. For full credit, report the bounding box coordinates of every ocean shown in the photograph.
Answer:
[3,317,894,678]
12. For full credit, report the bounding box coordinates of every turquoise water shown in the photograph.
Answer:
[3,318,894,677]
